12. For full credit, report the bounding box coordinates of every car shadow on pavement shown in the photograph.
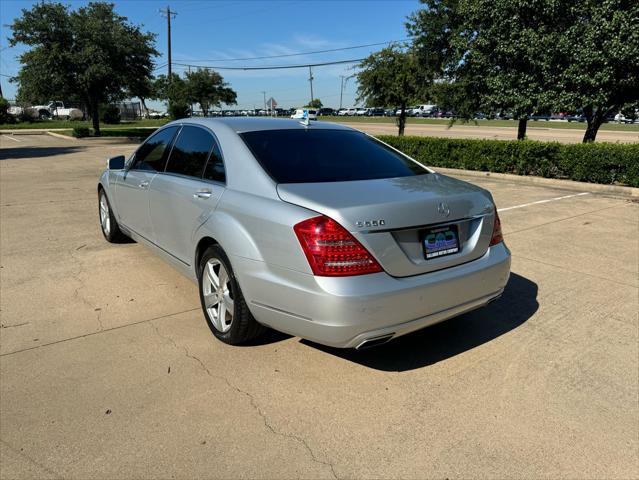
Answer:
[0,146,87,160]
[302,272,538,372]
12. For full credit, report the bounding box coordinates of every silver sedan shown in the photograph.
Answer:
[98,118,511,349]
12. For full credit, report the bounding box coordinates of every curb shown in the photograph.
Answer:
[434,167,639,198]
[0,130,47,135]
[46,131,76,140]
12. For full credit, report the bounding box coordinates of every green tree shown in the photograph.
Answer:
[150,73,190,119]
[356,45,424,136]
[0,98,14,124]
[9,2,157,135]
[408,0,564,140]
[555,0,639,142]
[304,99,323,109]
[185,69,237,116]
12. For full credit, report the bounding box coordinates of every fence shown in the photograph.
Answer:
[115,102,142,120]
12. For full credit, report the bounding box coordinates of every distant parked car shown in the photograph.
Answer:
[337,109,349,116]
[395,107,412,116]
[611,112,634,124]
[291,109,317,120]
[13,100,83,120]
[366,108,385,116]
[355,108,368,116]
[148,110,168,119]
[384,108,396,117]
[411,104,437,117]
[317,108,335,116]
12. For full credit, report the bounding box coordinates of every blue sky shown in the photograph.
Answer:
[0,0,419,110]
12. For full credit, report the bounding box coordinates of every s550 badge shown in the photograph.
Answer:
[355,219,386,228]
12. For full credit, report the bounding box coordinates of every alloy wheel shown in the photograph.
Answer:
[201,258,234,333]
[99,193,110,236]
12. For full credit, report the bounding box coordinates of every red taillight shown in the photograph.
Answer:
[293,215,383,276]
[490,210,504,246]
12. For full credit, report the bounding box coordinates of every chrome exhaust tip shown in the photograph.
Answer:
[356,334,395,350]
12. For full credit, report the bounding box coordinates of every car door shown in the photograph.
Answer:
[149,125,226,265]
[114,126,179,241]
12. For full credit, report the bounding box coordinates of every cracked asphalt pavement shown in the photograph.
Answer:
[1,134,638,479]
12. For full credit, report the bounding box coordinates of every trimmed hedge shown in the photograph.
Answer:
[378,135,639,187]
[72,126,90,138]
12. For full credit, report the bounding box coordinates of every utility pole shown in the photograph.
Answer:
[308,66,314,105]
[159,6,177,78]
[188,65,194,115]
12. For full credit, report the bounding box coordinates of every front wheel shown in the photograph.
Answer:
[198,245,266,345]
[98,189,127,243]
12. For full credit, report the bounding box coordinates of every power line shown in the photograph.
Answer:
[173,39,407,63]
[152,62,168,73]
[172,58,364,71]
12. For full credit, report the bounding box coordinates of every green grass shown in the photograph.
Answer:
[0,118,169,130]
[57,127,158,138]
[322,116,639,131]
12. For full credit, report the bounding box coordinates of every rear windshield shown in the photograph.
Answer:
[240,129,428,183]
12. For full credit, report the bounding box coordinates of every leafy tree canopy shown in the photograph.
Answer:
[304,99,323,109]
[10,1,157,134]
[356,44,424,135]
[151,70,237,119]
[185,69,237,116]
[555,0,639,141]
[408,0,564,139]
[407,0,639,142]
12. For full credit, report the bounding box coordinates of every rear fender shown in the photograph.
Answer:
[195,211,263,263]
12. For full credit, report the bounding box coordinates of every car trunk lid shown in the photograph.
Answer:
[277,173,497,277]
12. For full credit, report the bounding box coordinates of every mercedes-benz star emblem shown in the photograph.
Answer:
[437,202,451,217]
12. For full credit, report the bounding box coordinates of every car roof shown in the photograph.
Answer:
[166,117,356,134]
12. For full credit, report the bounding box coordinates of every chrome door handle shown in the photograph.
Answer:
[193,190,212,199]
[138,181,149,189]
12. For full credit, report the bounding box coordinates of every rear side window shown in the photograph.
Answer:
[240,129,428,183]
[165,126,214,178]
[203,142,225,183]
[133,126,178,172]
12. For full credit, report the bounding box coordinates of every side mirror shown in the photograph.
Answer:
[107,155,125,170]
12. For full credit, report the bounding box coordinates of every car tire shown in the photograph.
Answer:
[198,245,266,345]
[98,188,127,243]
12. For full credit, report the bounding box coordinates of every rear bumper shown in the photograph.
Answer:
[232,242,511,348]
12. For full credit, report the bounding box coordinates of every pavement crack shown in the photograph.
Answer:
[0,322,29,329]
[95,309,104,331]
[0,308,200,357]
[147,321,338,479]
[69,246,103,331]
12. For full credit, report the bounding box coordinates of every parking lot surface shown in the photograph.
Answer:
[1,134,637,479]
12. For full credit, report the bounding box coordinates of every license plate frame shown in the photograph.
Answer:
[421,224,460,260]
